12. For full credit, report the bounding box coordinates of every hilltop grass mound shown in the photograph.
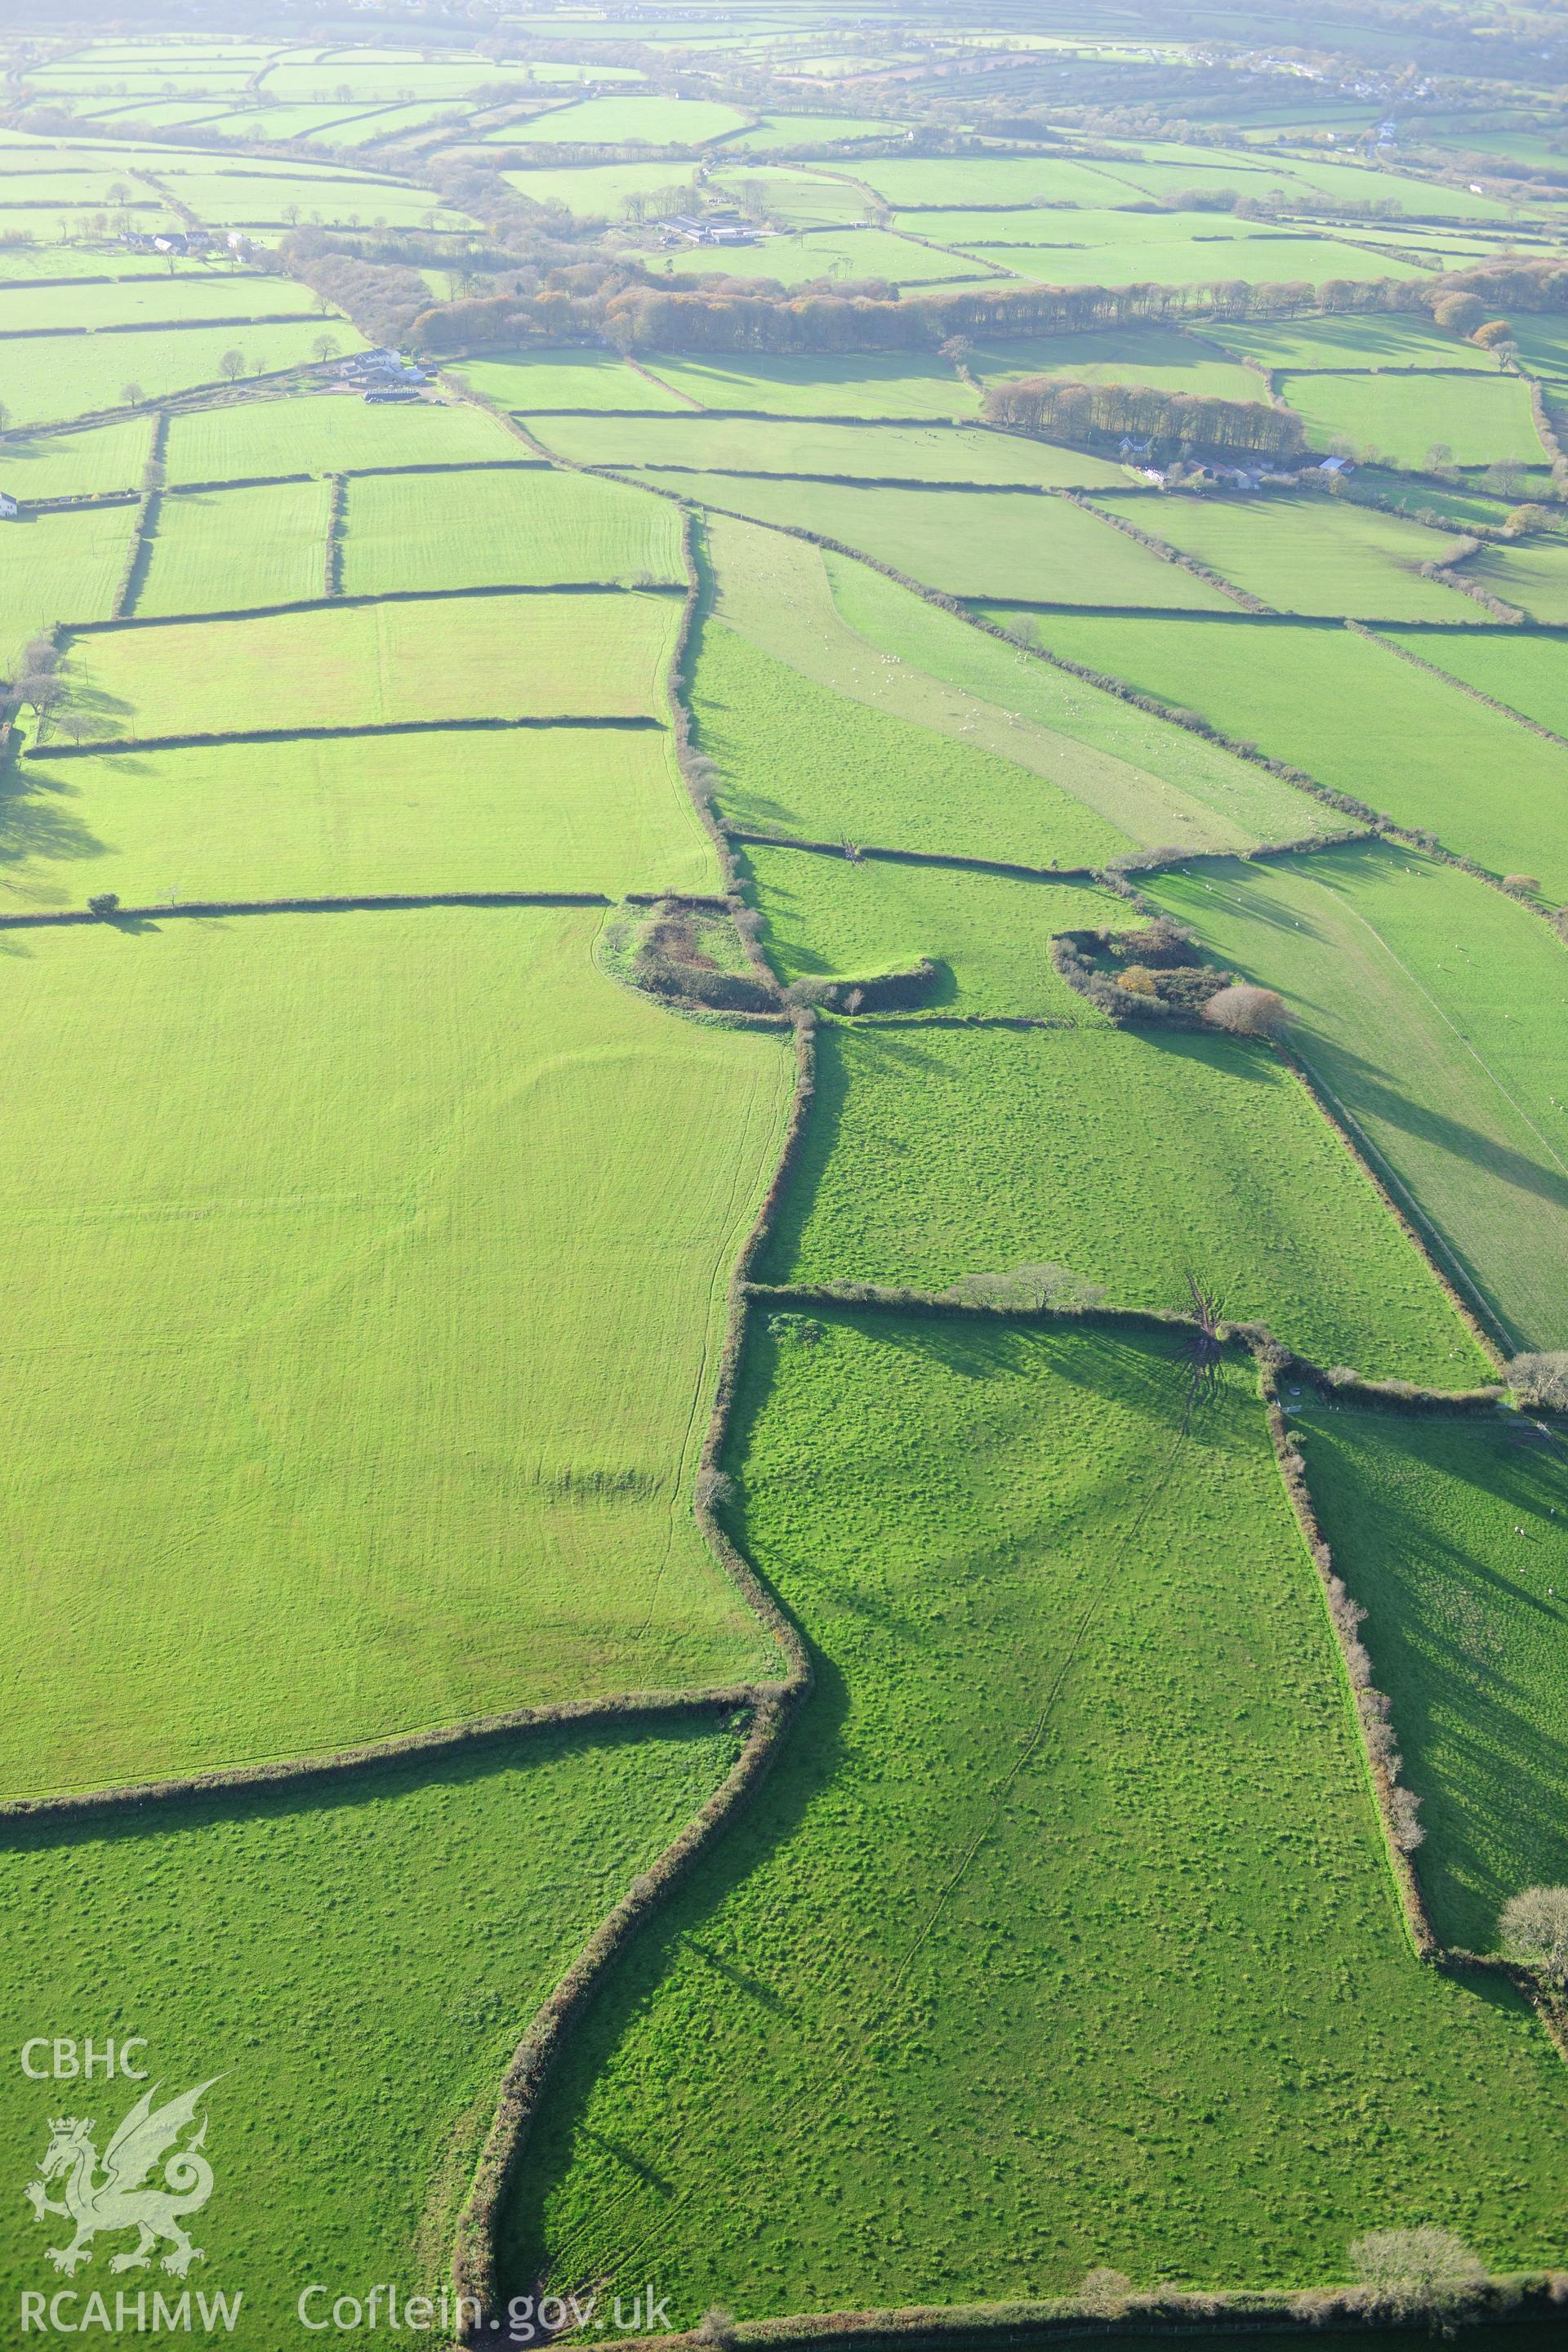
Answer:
[503,1317,1568,2319]
[0,907,788,1796]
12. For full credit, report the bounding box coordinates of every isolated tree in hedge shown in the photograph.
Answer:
[1507,1351,1568,1410]
[1350,2226,1486,2319]
[1201,982,1285,1039]
[310,332,341,364]
[1499,1886,1568,1984]
[219,347,245,383]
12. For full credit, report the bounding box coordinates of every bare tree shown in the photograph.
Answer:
[218,348,245,383]
[310,333,341,364]
[1499,1886,1568,1985]
[1349,2227,1486,2320]
[121,381,145,407]
[1507,1352,1568,1410]
[1201,982,1286,1039]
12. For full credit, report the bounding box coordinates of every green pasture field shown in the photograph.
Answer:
[0,272,327,332]
[69,590,681,735]
[1379,624,1568,737]
[905,204,1285,250]
[708,512,1333,854]
[1027,611,1568,897]
[949,232,1430,291]
[637,473,1234,605]
[163,390,514,481]
[1081,153,1333,203]
[969,325,1263,402]
[0,501,139,666]
[1146,842,1568,1352]
[450,348,692,413]
[0,907,788,1795]
[764,1023,1482,1379]
[249,59,538,101]
[693,622,1126,868]
[9,726,714,909]
[506,94,751,146]
[1357,470,1529,532]
[0,203,175,243]
[0,168,184,204]
[660,225,988,286]
[0,320,367,425]
[148,172,468,229]
[0,1720,737,2325]
[1464,534,1568,621]
[1297,1405,1568,1952]
[506,1317,1567,2318]
[135,478,333,616]
[741,840,1117,1016]
[0,412,151,497]
[1205,314,1503,372]
[534,413,1128,486]
[0,243,232,279]
[636,350,981,418]
[718,110,902,149]
[320,100,477,144]
[844,152,1174,207]
[1279,370,1544,469]
[1281,156,1520,219]
[499,163,703,219]
[339,466,685,595]
[1506,316,1568,376]
[1085,493,1486,620]
[706,163,874,227]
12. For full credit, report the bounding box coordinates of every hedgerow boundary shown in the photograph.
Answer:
[24,714,665,757]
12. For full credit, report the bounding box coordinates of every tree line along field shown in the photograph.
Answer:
[501,1319,1568,2320]
[3,28,1568,2335]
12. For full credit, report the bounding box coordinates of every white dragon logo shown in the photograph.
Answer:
[25,2079,222,2278]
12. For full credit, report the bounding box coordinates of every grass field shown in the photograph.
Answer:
[163,391,515,480]
[742,842,1118,1016]
[661,225,986,286]
[707,163,874,227]
[970,326,1262,402]
[0,907,789,1794]
[0,412,151,498]
[694,622,1126,869]
[0,274,324,332]
[0,320,367,425]
[1379,625,1568,738]
[533,413,1128,486]
[637,350,981,418]
[1145,842,1568,1352]
[135,478,332,616]
[763,1023,1482,1379]
[1463,534,1568,622]
[719,110,902,148]
[451,348,693,412]
[506,94,750,145]
[0,500,140,662]
[847,152,1226,207]
[0,1717,735,2336]
[967,232,1429,291]
[339,466,685,594]
[1027,612,1568,897]
[1297,1405,1568,1952]
[1205,315,1499,372]
[147,171,469,229]
[647,474,1234,605]
[500,163,703,219]
[1085,495,1483,621]
[8,726,714,907]
[69,590,682,735]
[706,511,1330,853]
[1278,372,1544,470]
[503,1316,1568,2317]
